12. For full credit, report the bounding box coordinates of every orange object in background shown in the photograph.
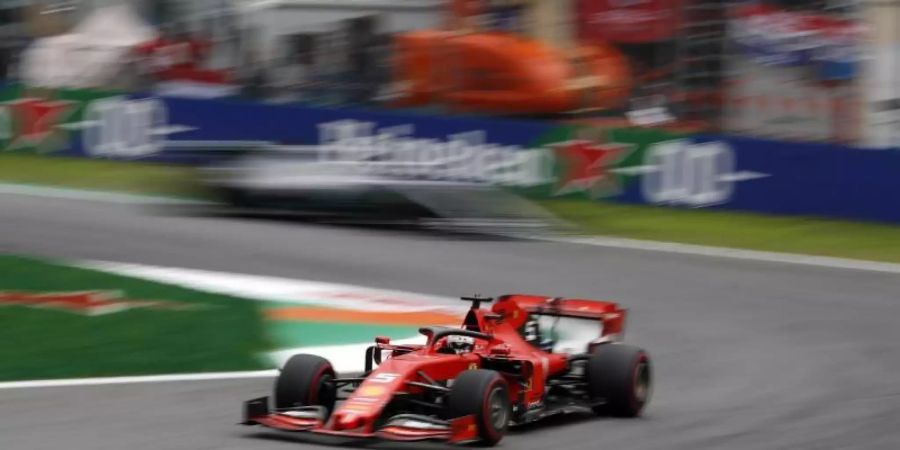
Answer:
[392,31,632,115]
[570,41,632,112]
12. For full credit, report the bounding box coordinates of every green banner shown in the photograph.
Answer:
[514,125,686,202]
[0,84,120,154]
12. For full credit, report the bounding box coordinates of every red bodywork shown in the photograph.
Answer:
[244,294,627,443]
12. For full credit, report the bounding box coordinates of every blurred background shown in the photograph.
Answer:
[0,0,894,145]
[1,2,899,449]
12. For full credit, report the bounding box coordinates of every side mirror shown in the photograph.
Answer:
[375,336,391,345]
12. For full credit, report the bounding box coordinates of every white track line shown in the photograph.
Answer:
[80,260,460,312]
[0,183,206,205]
[0,370,277,390]
[545,236,900,275]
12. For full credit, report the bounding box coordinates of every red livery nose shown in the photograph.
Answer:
[334,412,363,430]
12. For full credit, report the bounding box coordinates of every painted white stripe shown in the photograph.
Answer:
[0,370,277,390]
[545,236,900,275]
[0,183,207,206]
[80,260,462,313]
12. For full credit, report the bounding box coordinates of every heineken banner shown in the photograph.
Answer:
[1,84,898,223]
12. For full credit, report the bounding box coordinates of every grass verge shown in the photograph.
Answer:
[0,153,205,198]
[2,153,898,263]
[0,255,269,381]
[541,200,900,263]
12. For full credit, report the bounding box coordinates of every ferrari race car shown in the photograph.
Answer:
[241,294,652,446]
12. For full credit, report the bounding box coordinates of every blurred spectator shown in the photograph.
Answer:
[147,0,174,26]
[482,0,526,34]
[135,22,214,81]
[0,47,8,83]
[267,39,309,104]
[236,30,269,100]
[0,5,15,83]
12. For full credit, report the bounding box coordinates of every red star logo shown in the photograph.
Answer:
[0,291,197,316]
[551,140,631,198]
[3,97,75,151]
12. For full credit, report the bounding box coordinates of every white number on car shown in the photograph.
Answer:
[370,373,400,383]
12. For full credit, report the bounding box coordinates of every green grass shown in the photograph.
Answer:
[1,153,898,263]
[0,255,270,381]
[542,200,900,263]
[0,153,205,198]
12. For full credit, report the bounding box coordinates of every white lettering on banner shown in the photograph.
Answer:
[316,119,553,186]
[82,97,168,157]
[636,140,769,207]
[370,373,400,384]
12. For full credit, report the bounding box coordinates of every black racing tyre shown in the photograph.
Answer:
[445,369,510,446]
[587,344,652,417]
[274,354,337,416]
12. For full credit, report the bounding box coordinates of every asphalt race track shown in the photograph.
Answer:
[1,193,899,450]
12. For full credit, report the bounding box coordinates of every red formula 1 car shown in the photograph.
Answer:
[242,294,652,446]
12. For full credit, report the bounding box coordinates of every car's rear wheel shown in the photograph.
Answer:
[587,344,652,417]
[274,354,337,416]
[445,369,510,446]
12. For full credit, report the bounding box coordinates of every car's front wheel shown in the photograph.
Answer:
[444,369,510,446]
[274,354,337,417]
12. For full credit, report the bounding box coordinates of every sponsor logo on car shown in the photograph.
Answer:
[358,385,387,397]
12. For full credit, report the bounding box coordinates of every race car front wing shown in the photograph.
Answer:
[241,396,479,443]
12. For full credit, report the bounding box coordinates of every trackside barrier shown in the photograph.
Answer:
[0,85,898,223]
[610,133,900,223]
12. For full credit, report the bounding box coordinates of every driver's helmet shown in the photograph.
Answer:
[523,318,542,346]
[445,335,475,354]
